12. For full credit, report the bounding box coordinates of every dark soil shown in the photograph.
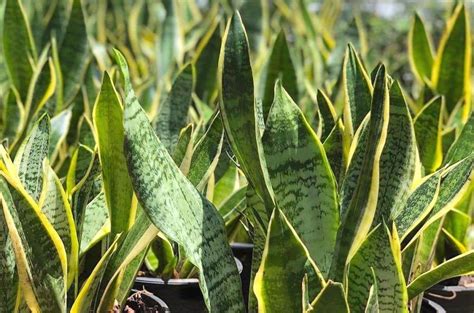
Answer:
[113,291,163,313]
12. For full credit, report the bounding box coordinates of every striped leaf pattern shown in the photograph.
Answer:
[343,44,372,138]
[254,208,324,313]
[262,81,339,277]
[3,0,37,102]
[374,81,417,224]
[58,0,89,107]
[153,64,194,152]
[14,114,50,201]
[444,112,473,164]
[347,225,408,313]
[0,169,66,312]
[115,50,245,312]
[414,96,443,173]
[39,161,78,285]
[330,66,389,281]
[219,12,275,211]
[0,177,18,313]
[79,192,109,255]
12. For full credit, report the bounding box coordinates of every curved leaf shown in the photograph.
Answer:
[307,281,349,313]
[79,192,109,255]
[115,50,245,313]
[444,112,473,165]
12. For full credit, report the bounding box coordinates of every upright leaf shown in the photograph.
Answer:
[414,96,443,173]
[79,192,109,255]
[373,81,417,224]
[187,113,224,188]
[59,0,89,107]
[39,161,78,285]
[49,109,72,161]
[93,72,134,235]
[0,181,17,313]
[444,112,474,164]
[262,82,339,277]
[323,121,345,183]
[153,64,194,152]
[317,89,337,141]
[3,0,37,101]
[408,14,434,82]
[260,30,298,120]
[431,4,471,115]
[330,66,389,281]
[342,44,372,138]
[253,209,324,313]
[115,50,245,313]
[14,114,50,201]
[347,225,408,313]
[219,12,275,210]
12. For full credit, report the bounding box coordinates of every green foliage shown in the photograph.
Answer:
[0,1,472,312]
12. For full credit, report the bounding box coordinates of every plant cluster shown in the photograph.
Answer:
[0,0,472,312]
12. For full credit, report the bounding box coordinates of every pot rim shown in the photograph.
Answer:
[136,257,243,286]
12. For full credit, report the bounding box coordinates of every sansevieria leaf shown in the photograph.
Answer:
[153,64,194,152]
[79,192,109,255]
[373,81,417,224]
[431,4,471,116]
[347,225,408,313]
[307,281,349,313]
[330,65,389,281]
[219,12,275,211]
[262,81,339,277]
[260,30,298,120]
[115,49,245,313]
[316,89,337,142]
[58,0,89,107]
[3,0,37,102]
[342,43,372,139]
[444,112,473,165]
[93,72,134,235]
[414,96,443,173]
[408,13,434,82]
[0,157,66,312]
[39,161,78,286]
[254,208,324,313]
[0,179,17,313]
[14,114,50,201]
[407,250,474,299]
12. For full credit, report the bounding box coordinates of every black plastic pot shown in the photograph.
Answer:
[230,242,254,308]
[423,283,474,312]
[133,257,243,312]
[128,289,171,312]
[421,298,446,313]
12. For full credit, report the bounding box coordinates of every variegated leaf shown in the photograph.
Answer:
[414,96,443,173]
[330,65,389,281]
[219,12,275,211]
[153,64,194,152]
[254,208,324,313]
[262,81,339,277]
[444,112,473,165]
[14,114,50,201]
[408,14,434,82]
[79,192,109,255]
[347,225,408,313]
[93,72,134,235]
[307,281,349,313]
[115,50,245,313]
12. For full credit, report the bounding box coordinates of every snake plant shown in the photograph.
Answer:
[0,0,472,313]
